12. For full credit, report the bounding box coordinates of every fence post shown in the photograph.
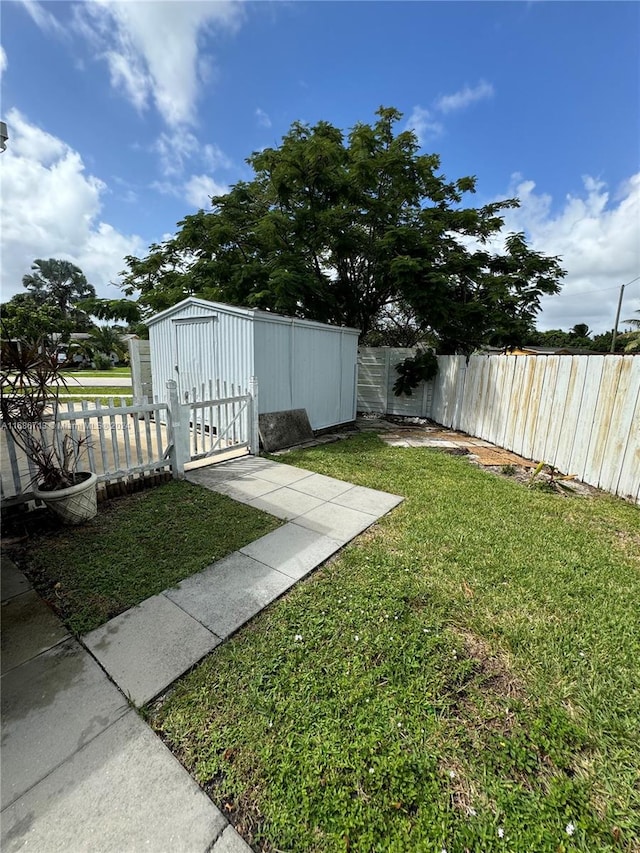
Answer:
[249,376,259,456]
[166,380,189,478]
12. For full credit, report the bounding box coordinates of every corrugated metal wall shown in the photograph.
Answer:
[149,301,254,407]
[254,316,359,429]
[149,299,358,431]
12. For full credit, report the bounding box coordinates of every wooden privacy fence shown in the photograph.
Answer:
[1,378,260,506]
[129,338,153,400]
[357,350,639,503]
[357,347,433,416]
[431,354,639,503]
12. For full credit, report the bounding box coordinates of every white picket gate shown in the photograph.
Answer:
[179,378,259,462]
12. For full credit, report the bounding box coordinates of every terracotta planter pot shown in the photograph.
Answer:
[34,472,98,525]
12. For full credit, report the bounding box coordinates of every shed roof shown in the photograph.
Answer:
[146,297,359,334]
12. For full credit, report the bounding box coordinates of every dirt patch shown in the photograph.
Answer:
[468,448,537,468]
[454,628,524,702]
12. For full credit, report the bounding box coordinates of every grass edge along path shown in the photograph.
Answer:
[18,479,281,634]
[151,433,640,853]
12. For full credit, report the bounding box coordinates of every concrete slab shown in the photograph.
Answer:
[1,559,32,602]
[246,486,324,520]
[330,484,403,517]
[218,457,276,473]
[288,472,354,501]
[259,408,314,452]
[250,464,313,487]
[212,825,254,852]
[83,595,220,707]
[1,637,128,810]
[1,590,70,674]
[186,467,245,486]
[165,553,295,639]
[294,502,379,543]
[211,476,279,502]
[240,523,343,580]
[186,457,276,487]
[1,710,227,853]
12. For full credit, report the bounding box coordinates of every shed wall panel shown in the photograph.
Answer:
[150,305,253,407]
[253,320,294,414]
[255,318,358,429]
[149,299,358,432]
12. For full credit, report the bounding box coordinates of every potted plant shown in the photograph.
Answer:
[0,337,98,524]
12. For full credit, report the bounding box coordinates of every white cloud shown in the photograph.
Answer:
[152,131,232,188]
[19,0,65,38]
[0,109,145,301]
[404,106,442,145]
[72,1,245,128]
[0,45,7,77]
[256,107,272,128]
[490,173,640,333]
[202,142,232,172]
[436,80,494,113]
[153,131,202,178]
[184,174,228,208]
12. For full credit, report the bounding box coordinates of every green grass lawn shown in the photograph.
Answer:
[57,387,134,405]
[62,368,132,378]
[19,480,280,634]
[151,434,640,853]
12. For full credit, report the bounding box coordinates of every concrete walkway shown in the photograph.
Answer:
[1,456,402,852]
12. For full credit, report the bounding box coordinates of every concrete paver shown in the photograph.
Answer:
[294,502,379,543]
[1,710,226,853]
[1,590,70,674]
[249,463,313,487]
[2,453,406,851]
[211,825,254,852]
[1,637,129,810]
[288,471,354,501]
[1,560,33,601]
[240,523,343,580]
[216,457,276,474]
[212,476,280,501]
[246,485,324,520]
[330,484,404,516]
[165,552,296,639]
[84,594,221,707]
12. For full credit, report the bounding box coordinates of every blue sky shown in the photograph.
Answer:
[1,0,639,333]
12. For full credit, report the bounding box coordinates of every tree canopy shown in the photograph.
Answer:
[1,260,143,343]
[2,259,96,342]
[121,108,565,353]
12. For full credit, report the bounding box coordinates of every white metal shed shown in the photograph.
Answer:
[146,298,360,430]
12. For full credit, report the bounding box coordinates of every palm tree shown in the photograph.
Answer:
[73,326,128,367]
[621,310,640,353]
[22,259,96,322]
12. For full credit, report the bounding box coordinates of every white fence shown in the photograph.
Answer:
[358,350,639,503]
[357,347,433,416]
[1,396,174,506]
[129,339,153,400]
[432,354,639,503]
[176,379,258,467]
[1,379,259,506]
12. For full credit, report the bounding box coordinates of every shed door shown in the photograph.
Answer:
[174,317,215,401]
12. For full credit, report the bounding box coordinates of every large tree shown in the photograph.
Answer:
[22,259,96,323]
[0,293,73,341]
[122,108,565,352]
